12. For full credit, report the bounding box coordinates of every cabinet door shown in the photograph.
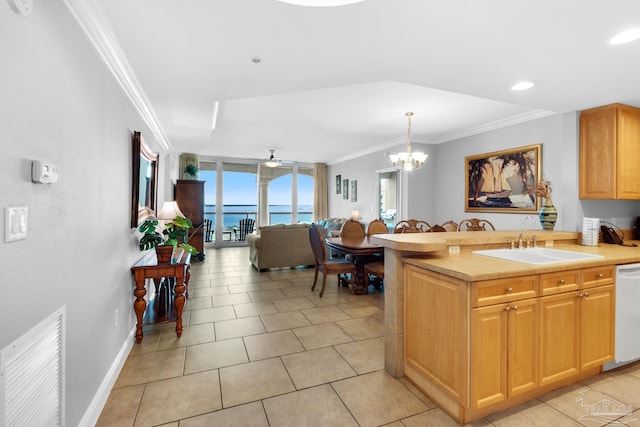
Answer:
[616,107,640,199]
[539,291,580,386]
[471,304,507,409]
[579,106,616,199]
[508,298,538,397]
[580,285,615,370]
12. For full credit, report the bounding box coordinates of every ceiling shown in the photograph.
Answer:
[91,0,640,165]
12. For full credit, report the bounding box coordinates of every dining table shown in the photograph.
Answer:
[325,236,384,294]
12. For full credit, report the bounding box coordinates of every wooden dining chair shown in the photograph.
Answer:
[393,219,431,233]
[340,219,366,238]
[458,218,495,231]
[364,260,384,291]
[441,220,459,232]
[309,224,356,297]
[366,219,389,236]
[429,224,447,232]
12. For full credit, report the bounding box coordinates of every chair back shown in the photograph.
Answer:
[393,219,431,233]
[340,219,365,238]
[429,225,447,232]
[441,220,458,232]
[458,218,495,231]
[308,224,326,265]
[204,219,213,242]
[238,218,255,241]
[367,219,388,236]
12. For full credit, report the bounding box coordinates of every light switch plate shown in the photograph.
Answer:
[5,206,28,242]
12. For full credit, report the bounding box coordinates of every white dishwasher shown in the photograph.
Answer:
[604,263,640,371]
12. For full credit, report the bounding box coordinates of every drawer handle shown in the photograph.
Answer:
[596,273,604,279]
[506,287,513,293]
[578,292,590,298]
[511,305,518,311]
[558,279,565,285]
[504,306,511,312]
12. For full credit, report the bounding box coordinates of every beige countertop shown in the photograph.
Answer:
[403,241,640,281]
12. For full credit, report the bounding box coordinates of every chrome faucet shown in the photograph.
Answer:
[518,216,534,249]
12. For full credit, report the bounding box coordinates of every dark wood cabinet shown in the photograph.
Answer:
[175,180,205,260]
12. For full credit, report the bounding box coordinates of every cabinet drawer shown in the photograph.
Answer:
[582,265,615,289]
[472,275,538,307]
[540,270,580,296]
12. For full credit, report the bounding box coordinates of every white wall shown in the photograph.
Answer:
[0,2,159,425]
[330,113,640,231]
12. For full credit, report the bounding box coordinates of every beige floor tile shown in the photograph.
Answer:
[210,292,252,306]
[281,346,357,389]
[185,338,249,374]
[179,401,269,427]
[127,331,160,356]
[248,288,289,302]
[260,310,312,332]
[338,302,384,318]
[183,296,212,311]
[219,358,295,407]
[402,407,491,426]
[271,296,316,312]
[114,347,186,388]
[301,305,351,324]
[293,322,353,350]
[134,370,222,426]
[581,371,640,408]
[398,377,437,409]
[335,337,385,374]
[156,323,216,350]
[234,301,278,318]
[332,370,428,427]
[215,316,266,340]
[336,316,384,340]
[281,285,317,297]
[486,398,582,426]
[96,384,144,427]
[243,329,305,361]
[263,384,358,427]
[538,382,615,426]
[227,283,263,293]
[258,280,294,290]
[189,305,236,325]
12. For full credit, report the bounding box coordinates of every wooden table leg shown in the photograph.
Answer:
[352,257,367,295]
[133,278,147,344]
[173,278,186,338]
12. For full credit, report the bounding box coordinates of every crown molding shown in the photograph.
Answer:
[62,0,171,150]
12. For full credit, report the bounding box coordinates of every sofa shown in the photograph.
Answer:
[247,223,316,271]
[246,219,349,271]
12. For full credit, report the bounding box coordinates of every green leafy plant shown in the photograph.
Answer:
[138,216,199,255]
[183,163,198,176]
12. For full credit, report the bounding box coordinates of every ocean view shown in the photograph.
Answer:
[205,204,313,229]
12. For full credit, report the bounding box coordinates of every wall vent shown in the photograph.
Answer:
[1,307,66,427]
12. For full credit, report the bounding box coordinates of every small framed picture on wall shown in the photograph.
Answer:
[336,175,341,194]
[343,179,349,200]
[351,180,357,202]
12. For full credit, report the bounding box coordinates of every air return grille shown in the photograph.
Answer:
[1,307,66,427]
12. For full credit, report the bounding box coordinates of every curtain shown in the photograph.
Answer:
[313,163,328,222]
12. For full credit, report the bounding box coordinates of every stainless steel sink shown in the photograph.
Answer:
[472,248,604,265]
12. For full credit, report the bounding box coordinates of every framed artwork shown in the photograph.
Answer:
[465,144,541,213]
[343,179,349,200]
[336,175,342,194]
[351,180,357,202]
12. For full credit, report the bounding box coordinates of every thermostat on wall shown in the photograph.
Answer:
[32,160,58,184]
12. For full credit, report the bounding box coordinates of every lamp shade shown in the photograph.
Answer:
[157,201,185,220]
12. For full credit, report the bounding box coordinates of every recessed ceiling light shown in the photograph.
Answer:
[511,81,535,91]
[276,0,366,6]
[609,28,640,45]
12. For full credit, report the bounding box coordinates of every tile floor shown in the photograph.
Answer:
[98,246,640,426]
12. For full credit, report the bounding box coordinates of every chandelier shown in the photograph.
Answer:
[389,112,428,171]
[264,150,281,168]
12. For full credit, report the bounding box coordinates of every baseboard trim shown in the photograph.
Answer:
[78,326,135,427]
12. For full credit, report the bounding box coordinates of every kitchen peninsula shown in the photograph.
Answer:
[371,230,638,424]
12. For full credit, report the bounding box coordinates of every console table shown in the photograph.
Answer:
[130,249,191,343]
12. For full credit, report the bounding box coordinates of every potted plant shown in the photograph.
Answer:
[183,162,199,179]
[139,216,199,262]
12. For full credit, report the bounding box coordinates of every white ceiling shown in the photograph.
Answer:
[92,0,640,165]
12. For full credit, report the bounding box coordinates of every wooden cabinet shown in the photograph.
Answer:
[175,180,206,260]
[404,263,616,424]
[471,297,537,409]
[579,103,640,199]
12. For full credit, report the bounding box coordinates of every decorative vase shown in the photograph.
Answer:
[155,245,174,264]
[538,197,557,230]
